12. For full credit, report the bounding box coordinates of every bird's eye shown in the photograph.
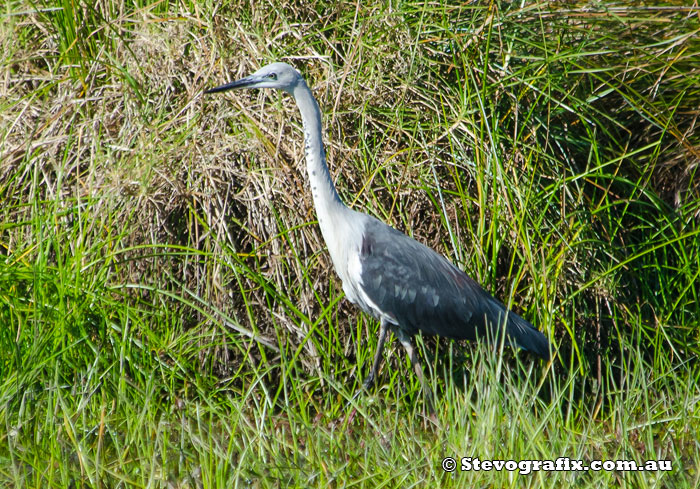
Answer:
[267,72,277,80]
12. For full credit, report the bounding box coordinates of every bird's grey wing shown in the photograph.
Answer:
[358,218,500,341]
[358,217,551,359]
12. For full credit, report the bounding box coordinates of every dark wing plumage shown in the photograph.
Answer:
[358,218,550,360]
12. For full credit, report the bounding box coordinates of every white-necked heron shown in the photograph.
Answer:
[205,62,551,401]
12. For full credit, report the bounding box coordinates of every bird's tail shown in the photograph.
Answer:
[505,312,551,361]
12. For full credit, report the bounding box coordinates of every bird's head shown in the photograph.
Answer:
[205,62,302,95]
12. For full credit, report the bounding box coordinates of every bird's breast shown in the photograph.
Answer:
[343,246,395,323]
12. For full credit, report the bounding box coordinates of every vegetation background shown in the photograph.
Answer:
[1,0,699,487]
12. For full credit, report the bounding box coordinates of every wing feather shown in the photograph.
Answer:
[358,218,550,359]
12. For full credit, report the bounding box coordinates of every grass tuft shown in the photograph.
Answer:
[1,0,699,487]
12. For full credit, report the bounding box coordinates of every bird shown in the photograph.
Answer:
[205,62,551,402]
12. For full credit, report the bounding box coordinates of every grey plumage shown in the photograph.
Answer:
[359,217,550,360]
[206,62,551,402]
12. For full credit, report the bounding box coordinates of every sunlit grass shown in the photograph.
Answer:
[1,0,699,487]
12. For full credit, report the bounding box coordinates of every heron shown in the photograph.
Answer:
[205,62,551,403]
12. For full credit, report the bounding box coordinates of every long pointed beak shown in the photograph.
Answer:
[204,76,256,94]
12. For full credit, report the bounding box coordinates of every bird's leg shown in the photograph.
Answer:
[395,329,435,416]
[349,319,389,405]
[364,319,389,389]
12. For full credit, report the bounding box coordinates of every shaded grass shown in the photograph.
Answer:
[2,0,700,487]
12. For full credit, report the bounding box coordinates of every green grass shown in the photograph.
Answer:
[2,0,700,487]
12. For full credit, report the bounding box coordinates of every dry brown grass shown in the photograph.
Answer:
[2,2,700,487]
[2,0,699,379]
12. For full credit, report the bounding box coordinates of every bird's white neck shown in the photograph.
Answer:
[291,80,348,236]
